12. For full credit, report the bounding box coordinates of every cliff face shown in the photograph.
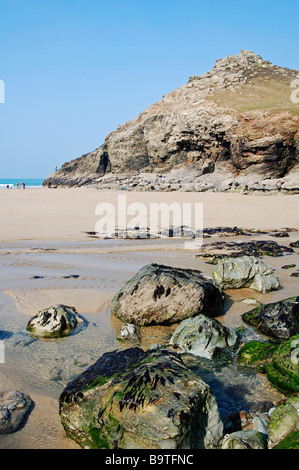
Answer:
[43,51,299,192]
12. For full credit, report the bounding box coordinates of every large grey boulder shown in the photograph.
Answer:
[0,390,32,434]
[59,347,224,449]
[111,264,224,326]
[169,314,239,359]
[26,304,85,338]
[211,255,280,293]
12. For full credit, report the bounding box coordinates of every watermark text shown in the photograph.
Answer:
[95,195,203,249]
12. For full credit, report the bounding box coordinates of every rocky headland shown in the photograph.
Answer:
[43,50,299,193]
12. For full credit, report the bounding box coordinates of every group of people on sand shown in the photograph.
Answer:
[15,182,25,189]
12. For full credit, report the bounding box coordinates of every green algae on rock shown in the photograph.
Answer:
[268,397,299,448]
[273,430,299,449]
[238,335,299,394]
[59,347,224,449]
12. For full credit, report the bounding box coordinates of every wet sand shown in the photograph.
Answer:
[0,188,298,449]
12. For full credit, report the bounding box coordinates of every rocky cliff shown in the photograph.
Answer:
[43,51,299,193]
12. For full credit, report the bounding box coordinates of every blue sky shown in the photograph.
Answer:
[0,0,298,178]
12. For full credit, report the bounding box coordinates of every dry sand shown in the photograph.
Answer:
[0,187,299,241]
[0,187,298,449]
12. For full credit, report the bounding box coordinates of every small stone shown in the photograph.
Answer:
[221,430,266,449]
[252,416,268,437]
[26,304,85,338]
[0,390,32,434]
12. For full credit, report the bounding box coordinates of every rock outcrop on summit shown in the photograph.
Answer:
[44,51,299,192]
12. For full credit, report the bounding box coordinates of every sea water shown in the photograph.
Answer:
[0,178,44,188]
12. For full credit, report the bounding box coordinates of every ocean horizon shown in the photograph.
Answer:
[0,178,44,188]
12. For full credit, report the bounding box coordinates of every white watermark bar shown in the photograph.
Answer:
[0,340,4,363]
[290,77,299,104]
[95,195,203,249]
[0,80,5,103]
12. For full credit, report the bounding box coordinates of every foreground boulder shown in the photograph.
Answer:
[268,397,299,449]
[211,255,280,293]
[26,304,85,338]
[242,297,299,340]
[238,335,299,394]
[0,390,32,434]
[111,264,224,326]
[169,314,239,359]
[59,347,224,449]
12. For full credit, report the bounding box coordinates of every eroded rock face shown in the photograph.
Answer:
[169,314,239,359]
[242,297,299,340]
[26,304,85,338]
[111,263,224,326]
[59,348,224,449]
[0,390,32,434]
[43,51,299,192]
[211,255,280,293]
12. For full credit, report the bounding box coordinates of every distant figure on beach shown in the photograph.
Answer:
[22,182,25,189]
[16,182,19,189]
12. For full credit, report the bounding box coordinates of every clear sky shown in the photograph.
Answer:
[0,0,298,178]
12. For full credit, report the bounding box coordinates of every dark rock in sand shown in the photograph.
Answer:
[270,232,290,238]
[290,241,299,248]
[242,297,299,340]
[198,240,294,263]
[0,390,33,434]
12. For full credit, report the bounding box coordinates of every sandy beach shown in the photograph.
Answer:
[0,187,299,448]
[1,188,299,242]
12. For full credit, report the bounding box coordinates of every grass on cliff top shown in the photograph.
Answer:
[207,77,299,116]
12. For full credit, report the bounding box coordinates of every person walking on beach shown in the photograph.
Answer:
[22,182,25,189]
[16,182,19,189]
